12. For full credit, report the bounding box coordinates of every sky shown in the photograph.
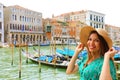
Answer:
[0,0,120,27]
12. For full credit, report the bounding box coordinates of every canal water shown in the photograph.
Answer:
[0,45,79,80]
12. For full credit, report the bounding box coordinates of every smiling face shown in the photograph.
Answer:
[87,33,100,53]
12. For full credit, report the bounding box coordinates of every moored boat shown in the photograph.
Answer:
[40,41,50,46]
[113,46,120,61]
[21,49,70,68]
[56,47,87,58]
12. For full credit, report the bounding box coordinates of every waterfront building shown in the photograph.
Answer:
[4,5,43,46]
[105,24,120,46]
[51,10,105,44]
[49,16,120,45]
[51,25,76,45]
[43,19,87,44]
[52,10,105,29]
[0,3,4,45]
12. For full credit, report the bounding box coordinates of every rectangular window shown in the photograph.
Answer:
[0,34,1,42]
[0,22,2,29]
[0,12,1,18]
[46,26,51,32]
[90,14,92,20]
[90,22,92,26]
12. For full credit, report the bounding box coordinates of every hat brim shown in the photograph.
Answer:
[80,26,112,48]
[97,29,113,48]
[80,26,95,47]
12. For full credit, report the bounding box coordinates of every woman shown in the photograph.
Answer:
[66,26,117,80]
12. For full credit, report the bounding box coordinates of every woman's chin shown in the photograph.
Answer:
[89,49,95,52]
[89,49,99,53]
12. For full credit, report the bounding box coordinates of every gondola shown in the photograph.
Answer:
[21,49,69,68]
[56,47,87,58]
[113,46,120,61]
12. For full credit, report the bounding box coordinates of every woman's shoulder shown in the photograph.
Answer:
[96,57,115,68]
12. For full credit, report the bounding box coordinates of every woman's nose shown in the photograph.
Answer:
[90,40,94,45]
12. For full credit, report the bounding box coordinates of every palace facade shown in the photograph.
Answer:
[4,5,43,46]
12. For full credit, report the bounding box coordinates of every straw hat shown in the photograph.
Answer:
[80,26,112,48]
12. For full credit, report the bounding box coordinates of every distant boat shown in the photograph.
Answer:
[0,43,9,48]
[56,48,74,57]
[56,47,87,58]
[40,41,50,46]
[28,43,33,47]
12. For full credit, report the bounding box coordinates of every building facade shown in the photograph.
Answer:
[52,10,105,29]
[105,24,120,46]
[43,19,87,44]
[51,10,105,44]
[85,10,105,29]
[0,3,4,44]
[4,5,43,46]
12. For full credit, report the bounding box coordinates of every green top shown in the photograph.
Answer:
[77,56,117,80]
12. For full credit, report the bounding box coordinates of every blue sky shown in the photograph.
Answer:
[0,0,120,26]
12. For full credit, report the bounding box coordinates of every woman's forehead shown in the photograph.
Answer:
[89,33,99,37]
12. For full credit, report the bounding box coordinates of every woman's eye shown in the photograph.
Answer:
[88,38,92,41]
[95,39,100,42]
[88,38,100,42]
